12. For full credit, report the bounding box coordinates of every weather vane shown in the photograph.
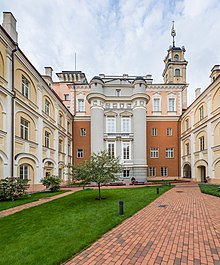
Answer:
[171,21,176,47]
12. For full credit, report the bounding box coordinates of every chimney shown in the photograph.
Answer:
[2,12,18,43]
[44,67,53,78]
[195,88,201,98]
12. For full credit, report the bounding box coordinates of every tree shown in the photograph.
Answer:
[69,151,122,200]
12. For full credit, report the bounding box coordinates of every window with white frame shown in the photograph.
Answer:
[107,142,115,158]
[77,149,84,158]
[20,117,29,140]
[166,148,174,158]
[149,167,156,177]
[45,99,50,115]
[152,128,157,136]
[199,136,205,151]
[106,117,116,133]
[45,131,50,148]
[58,168,62,178]
[186,143,190,155]
[153,98,160,112]
[78,99,85,112]
[161,167,168,177]
[80,128,86,136]
[185,119,189,130]
[123,170,130,178]
[168,98,175,112]
[167,128,172,136]
[20,164,28,179]
[121,117,130,133]
[22,75,29,98]
[123,142,130,160]
[199,106,204,120]
[150,148,159,158]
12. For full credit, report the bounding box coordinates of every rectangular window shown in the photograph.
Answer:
[152,128,157,136]
[123,142,130,160]
[22,75,29,98]
[150,148,159,158]
[199,136,205,151]
[58,168,62,179]
[45,99,50,115]
[45,131,50,148]
[20,165,28,179]
[153,98,160,112]
[121,117,130,133]
[78,99,85,112]
[80,128,86,136]
[123,170,130,178]
[161,167,168,177]
[77,149,84,158]
[20,118,29,140]
[59,139,63,153]
[59,113,63,126]
[185,119,189,130]
[68,143,71,156]
[67,121,70,132]
[107,142,115,158]
[199,106,204,120]
[167,128,172,136]
[168,98,175,112]
[166,148,174,158]
[149,167,156,177]
[186,143,189,155]
[107,117,116,133]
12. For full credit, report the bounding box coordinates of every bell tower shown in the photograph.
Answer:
[162,21,188,84]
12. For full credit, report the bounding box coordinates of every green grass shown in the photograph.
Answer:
[0,190,68,211]
[0,186,172,265]
[199,184,220,197]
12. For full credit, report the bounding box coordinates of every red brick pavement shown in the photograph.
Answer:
[65,183,220,265]
[0,188,81,218]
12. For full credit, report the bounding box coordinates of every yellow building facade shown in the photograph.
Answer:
[0,12,72,191]
[181,65,220,183]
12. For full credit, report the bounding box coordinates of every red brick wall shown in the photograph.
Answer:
[73,120,91,164]
[146,120,181,177]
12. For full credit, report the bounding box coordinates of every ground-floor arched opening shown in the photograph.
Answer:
[183,163,191,178]
[43,160,55,178]
[198,165,206,182]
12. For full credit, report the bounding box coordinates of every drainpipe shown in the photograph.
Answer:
[11,45,18,177]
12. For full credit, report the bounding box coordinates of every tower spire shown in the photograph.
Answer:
[171,21,176,47]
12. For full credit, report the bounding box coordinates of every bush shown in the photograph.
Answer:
[41,176,61,192]
[0,177,30,201]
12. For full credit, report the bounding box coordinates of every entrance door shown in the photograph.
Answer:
[183,164,191,178]
[200,166,206,182]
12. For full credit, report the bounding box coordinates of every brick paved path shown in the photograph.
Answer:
[0,188,81,218]
[65,184,220,265]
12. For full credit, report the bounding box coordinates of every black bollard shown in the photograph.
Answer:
[119,200,124,216]
[156,187,159,194]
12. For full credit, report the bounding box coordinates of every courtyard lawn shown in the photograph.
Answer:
[0,190,68,211]
[0,185,172,265]
[199,184,220,197]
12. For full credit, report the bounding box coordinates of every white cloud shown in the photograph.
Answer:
[1,0,220,104]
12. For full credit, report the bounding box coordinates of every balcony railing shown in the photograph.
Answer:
[104,132,134,140]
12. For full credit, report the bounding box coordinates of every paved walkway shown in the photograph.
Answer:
[65,183,220,265]
[0,188,81,218]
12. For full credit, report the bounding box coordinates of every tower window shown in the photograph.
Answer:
[174,54,179,61]
[175,69,180,77]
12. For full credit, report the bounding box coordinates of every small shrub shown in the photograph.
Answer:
[0,177,30,201]
[41,176,61,192]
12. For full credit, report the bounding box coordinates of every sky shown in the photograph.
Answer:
[1,0,220,105]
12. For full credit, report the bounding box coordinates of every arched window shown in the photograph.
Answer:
[175,69,180,76]
[174,54,179,61]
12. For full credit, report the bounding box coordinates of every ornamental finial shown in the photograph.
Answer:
[171,21,176,47]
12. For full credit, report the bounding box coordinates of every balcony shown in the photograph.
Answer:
[104,132,134,140]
